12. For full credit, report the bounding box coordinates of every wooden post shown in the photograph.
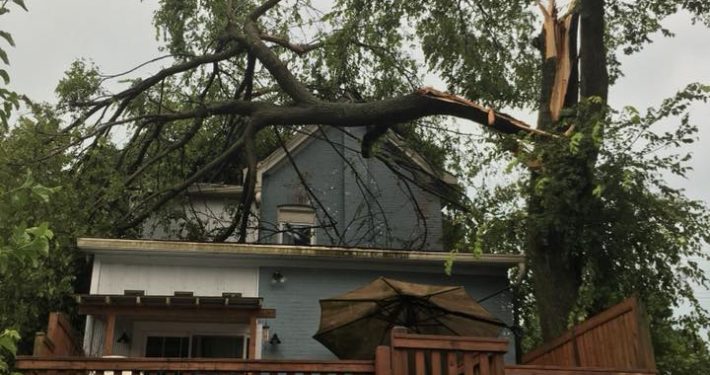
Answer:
[390,327,408,375]
[248,314,258,359]
[375,345,392,375]
[102,314,116,356]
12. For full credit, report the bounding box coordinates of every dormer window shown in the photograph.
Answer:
[277,205,316,245]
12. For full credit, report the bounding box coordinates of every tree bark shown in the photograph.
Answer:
[580,0,609,103]
[527,0,608,341]
[528,0,610,341]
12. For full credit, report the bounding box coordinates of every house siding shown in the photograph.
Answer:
[90,256,259,297]
[259,127,444,250]
[258,266,515,362]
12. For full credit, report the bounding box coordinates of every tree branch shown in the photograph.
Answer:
[117,132,248,230]
[138,87,548,138]
[65,43,247,133]
[242,1,318,104]
[260,34,324,56]
[237,127,258,243]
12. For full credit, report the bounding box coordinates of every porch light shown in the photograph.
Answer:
[117,332,130,344]
[269,333,282,345]
[262,323,270,343]
[271,271,286,285]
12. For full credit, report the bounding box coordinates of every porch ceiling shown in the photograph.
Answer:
[76,293,276,322]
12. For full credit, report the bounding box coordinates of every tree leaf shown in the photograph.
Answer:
[0,31,14,47]
[0,329,19,355]
[12,0,28,11]
[0,69,8,84]
[0,48,8,65]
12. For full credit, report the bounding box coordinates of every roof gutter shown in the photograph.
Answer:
[77,238,524,268]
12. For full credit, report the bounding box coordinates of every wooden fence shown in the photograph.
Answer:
[506,365,655,375]
[522,298,655,370]
[32,313,84,357]
[16,325,656,375]
[14,356,376,375]
[379,327,510,375]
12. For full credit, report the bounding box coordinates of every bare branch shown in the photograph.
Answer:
[117,131,248,231]
[275,129,343,243]
[237,126,258,243]
[242,1,318,104]
[249,0,282,20]
[123,117,204,187]
[260,34,324,56]
[64,43,247,133]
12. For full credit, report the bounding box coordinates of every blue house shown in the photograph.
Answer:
[255,126,459,250]
[78,126,522,362]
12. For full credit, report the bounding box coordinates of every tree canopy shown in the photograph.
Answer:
[2,1,710,374]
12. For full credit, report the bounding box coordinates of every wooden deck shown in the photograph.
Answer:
[15,328,655,375]
[13,357,657,375]
[17,299,657,375]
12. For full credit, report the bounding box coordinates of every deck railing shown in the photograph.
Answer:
[14,356,376,375]
[381,327,509,375]
[13,358,658,375]
[15,324,657,375]
[505,365,656,375]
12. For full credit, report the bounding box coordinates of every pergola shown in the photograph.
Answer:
[76,293,276,359]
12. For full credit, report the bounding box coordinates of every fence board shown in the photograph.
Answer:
[505,365,656,375]
[33,313,83,357]
[522,298,655,370]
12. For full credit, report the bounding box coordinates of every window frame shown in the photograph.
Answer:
[276,205,316,245]
[143,333,248,359]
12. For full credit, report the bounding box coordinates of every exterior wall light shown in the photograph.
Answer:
[117,332,130,344]
[269,333,282,345]
[271,271,286,285]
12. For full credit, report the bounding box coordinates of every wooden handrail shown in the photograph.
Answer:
[505,364,657,375]
[15,356,376,373]
[522,298,636,363]
[391,330,509,352]
[522,297,656,370]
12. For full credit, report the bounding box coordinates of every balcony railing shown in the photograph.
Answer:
[16,328,656,375]
[15,356,376,375]
[13,357,657,375]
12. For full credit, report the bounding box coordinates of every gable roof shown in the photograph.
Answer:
[255,125,463,206]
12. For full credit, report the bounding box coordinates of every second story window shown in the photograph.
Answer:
[277,205,316,245]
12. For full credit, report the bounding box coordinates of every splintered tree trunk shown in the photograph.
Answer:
[527,0,608,341]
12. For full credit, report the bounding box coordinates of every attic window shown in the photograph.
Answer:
[277,205,316,246]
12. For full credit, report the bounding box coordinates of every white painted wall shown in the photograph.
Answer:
[84,255,261,357]
[90,257,259,297]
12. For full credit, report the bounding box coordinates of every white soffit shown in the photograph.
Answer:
[78,238,523,269]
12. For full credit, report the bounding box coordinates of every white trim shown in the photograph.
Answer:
[277,222,316,246]
[78,238,523,267]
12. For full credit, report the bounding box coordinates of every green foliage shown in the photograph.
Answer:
[0,0,27,132]
[9,2,708,374]
[0,328,20,375]
[0,170,58,373]
[467,84,710,373]
[55,59,102,111]
[606,1,710,81]
[0,103,128,357]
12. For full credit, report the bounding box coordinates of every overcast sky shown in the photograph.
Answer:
[4,1,709,313]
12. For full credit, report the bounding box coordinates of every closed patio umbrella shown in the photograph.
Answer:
[313,277,506,359]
